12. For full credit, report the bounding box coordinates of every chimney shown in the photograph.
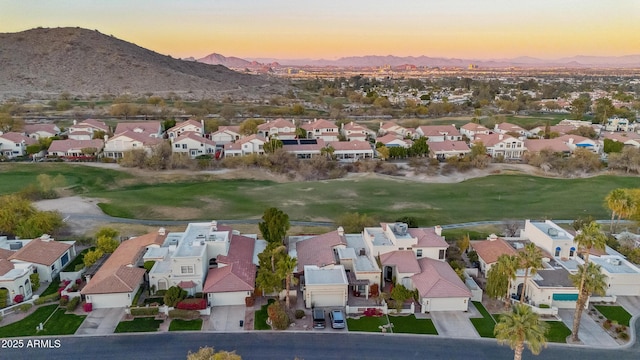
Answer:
[104,135,108,142]
[337,226,344,236]
[158,227,166,236]
[498,134,504,140]
[201,119,205,132]
[488,233,498,241]
[568,138,574,144]
[210,220,218,231]
[73,120,77,125]
[434,225,442,236]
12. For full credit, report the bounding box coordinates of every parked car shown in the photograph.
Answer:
[312,308,325,329]
[329,309,345,329]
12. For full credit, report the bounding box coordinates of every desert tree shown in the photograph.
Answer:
[495,303,548,360]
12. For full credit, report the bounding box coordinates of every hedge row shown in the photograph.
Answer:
[168,309,200,320]
[176,298,207,310]
[130,307,160,316]
[34,293,60,305]
[68,297,80,311]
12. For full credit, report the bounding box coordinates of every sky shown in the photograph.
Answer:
[2,0,639,60]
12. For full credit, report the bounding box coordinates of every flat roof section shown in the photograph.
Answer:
[530,221,573,241]
[592,257,640,274]
[304,265,348,285]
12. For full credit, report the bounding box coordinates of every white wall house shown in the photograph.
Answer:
[68,119,110,141]
[171,132,217,158]
[0,132,36,159]
[301,119,340,142]
[303,265,348,308]
[103,132,163,159]
[8,236,76,283]
[166,119,204,140]
[223,135,266,157]
[0,258,34,306]
[473,133,526,160]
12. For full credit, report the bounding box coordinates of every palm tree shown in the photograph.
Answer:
[615,192,636,232]
[569,262,607,342]
[574,221,606,266]
[486,254,519,309]
[320,145,335,160]
[605,189,626,233]
[495,303,548,360]
[518,243,543,304]
[277,254,298,308]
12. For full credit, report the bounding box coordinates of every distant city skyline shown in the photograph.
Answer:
[2,0,639,60]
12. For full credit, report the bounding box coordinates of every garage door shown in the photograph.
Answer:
[209,292,247,306]
[312,292,344,307]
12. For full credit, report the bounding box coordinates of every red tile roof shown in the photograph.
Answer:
[417,125,461,137]
[174,132,216,146]
[0,259,15,276]
[524,139,570,153]
[48,139,105,153]
[0,248,16,260]
[0,132,37,145]
[202,262,256,292]
[258,118,296,130]
[428,141,470,153]
[471,237,517,265]
[9,238,72,266]
[461,123,489,132]
[82,231,166,295]
[380,250,421,274]
[412,257,471,298]
[329,140,372,151]
[168,119,202,133]
[295,230,345,269]
[79,119,109,132]
[217,235,255,265]
[408,228,449,248]
[114,121,162,136]
[473,133,517,147]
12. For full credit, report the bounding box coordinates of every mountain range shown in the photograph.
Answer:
[198,53,640,69]
[0,27,284,99]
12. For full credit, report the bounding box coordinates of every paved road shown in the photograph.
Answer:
[1,330,638,360]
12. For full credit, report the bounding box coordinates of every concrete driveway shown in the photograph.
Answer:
[617,296,640,316]
[430,311,480,338]
[75,307,125,335]
[558,309,619,347]
[203,305,246,331]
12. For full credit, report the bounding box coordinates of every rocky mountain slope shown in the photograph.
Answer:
[0,27,286,99]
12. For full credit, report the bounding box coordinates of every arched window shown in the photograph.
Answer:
[555,247,561,257]
[569,247,576,257]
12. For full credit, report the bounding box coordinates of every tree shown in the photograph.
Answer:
[605,189,629,233]
[518,243,543,303]
[390,284,413,311]
[603,138,625,154]
[320,145,335,160]
[83,248,104,268]
[376,145,390,160]
[164,286,187,307]
[14,210,64,238]
[569,262,607,342]
[594,97,615,124]
[0,194,36,235]
[187,347,242,360]
[494,303,548,360]
[30,273,40,291]
[570,221,606,342]
[486,254,519,309]
[263,138,283,154]
[337,212,377,233]
[238,119,262,135]
[26,144,42,159]
[470,142,489,168]
[277,254,298,308]
[95,227,120,253]
[410,137,429,157]
[258,208,290,247]
[220,105,236,120]
[394,216,418,228]
[456,234,470,254]
[295,127,307,139]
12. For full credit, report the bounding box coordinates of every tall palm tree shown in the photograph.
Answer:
[569,263,607,342]
[615,192,636,232]
[495,303,548,360]
[277,254,298,308]
[486,254,519,309]
[605,189,626,233]
[574,221,607,266]
[518,243,543,304]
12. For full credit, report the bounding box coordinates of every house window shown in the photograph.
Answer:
[438,249,445,260]
[182,144,187,149]
[555,247,561,257]
[181,266,194,274]
[569,247,576,257]
[174,144,180,148]
[417,249,423,258]
[51,264,55,271]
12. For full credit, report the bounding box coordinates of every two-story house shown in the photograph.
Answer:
[300,119,340,142]
[166,119,205,140]
[68,119,110,140]
[341,122,375,142]
[416,125,462,142]
[223,134,266,157]
[473,133,526,160]
[23,124,60,140]
[171,132,217,158]
[257,119,297,140]
[0,132,37,159]
[460,123,490,140]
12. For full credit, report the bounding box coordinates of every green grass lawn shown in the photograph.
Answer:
[0,305,86,337]
[168,319,203,331]
[470,301,497,338]
[40,277,62,297]
[389,315,437,335]
[594,305,632,326]
[114,317,164,333]
[254,299,275,330]
[1,164,635,225]
[545,320,571,343]
[346,315,387,332]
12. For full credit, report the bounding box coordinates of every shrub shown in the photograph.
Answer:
[295,309,305,319]
[59,295,69,307]
[245,296,255,307]
[19,303,33,312]
[0,289,7,308]
[176,298,207,310]
[539,304,550,309]
[74,264,84,271]
[603,320,612,330]
[67,297,80,311]
[168,309,200,320]
[164,286,187,307]
[34,293,60,305]
[194,292,204,298]
[30,273,40,291]
[267,301,289,330]
[155,290,167,296]
[130,307,160,316]
[83,302,93,312]
[616,325,627,333]
[619,332,629,340]
[13,294,24,303]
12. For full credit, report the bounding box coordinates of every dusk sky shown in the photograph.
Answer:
[2,0,639,60]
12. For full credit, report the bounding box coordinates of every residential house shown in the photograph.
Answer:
[412,257,472,312]
[330,140,374,162]
[103,131,163,159]
[375,134,412,148]
[211,126,241,145]
[281,139,324,159]
[472,133,526,160]
[556,134,600,153]
[523,138,571,156]
[257,118,297,140]
[113,121,163,138]
[68,119,110,141]
[171,132,217,158]
[82,229,166,309]
[23,124,60,140]
[341,122,375,142]
[301,119,340,142]
[8,235,76,283]
[378,121,412,138]
[0,132,37,159]
[166,119,204,140]
[429,141,471,161]
[0,247,34,306]
[471,234,518,276]
[603,132,640,149]
[303,265,349,308]
[416,125,462,142]
[494,122,527,137]
[605,117,630,132]
[460,123,490,140]
[223,134,266,157]
[47,139,104,158]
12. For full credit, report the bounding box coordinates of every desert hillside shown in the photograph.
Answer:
[0,27,286,99]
